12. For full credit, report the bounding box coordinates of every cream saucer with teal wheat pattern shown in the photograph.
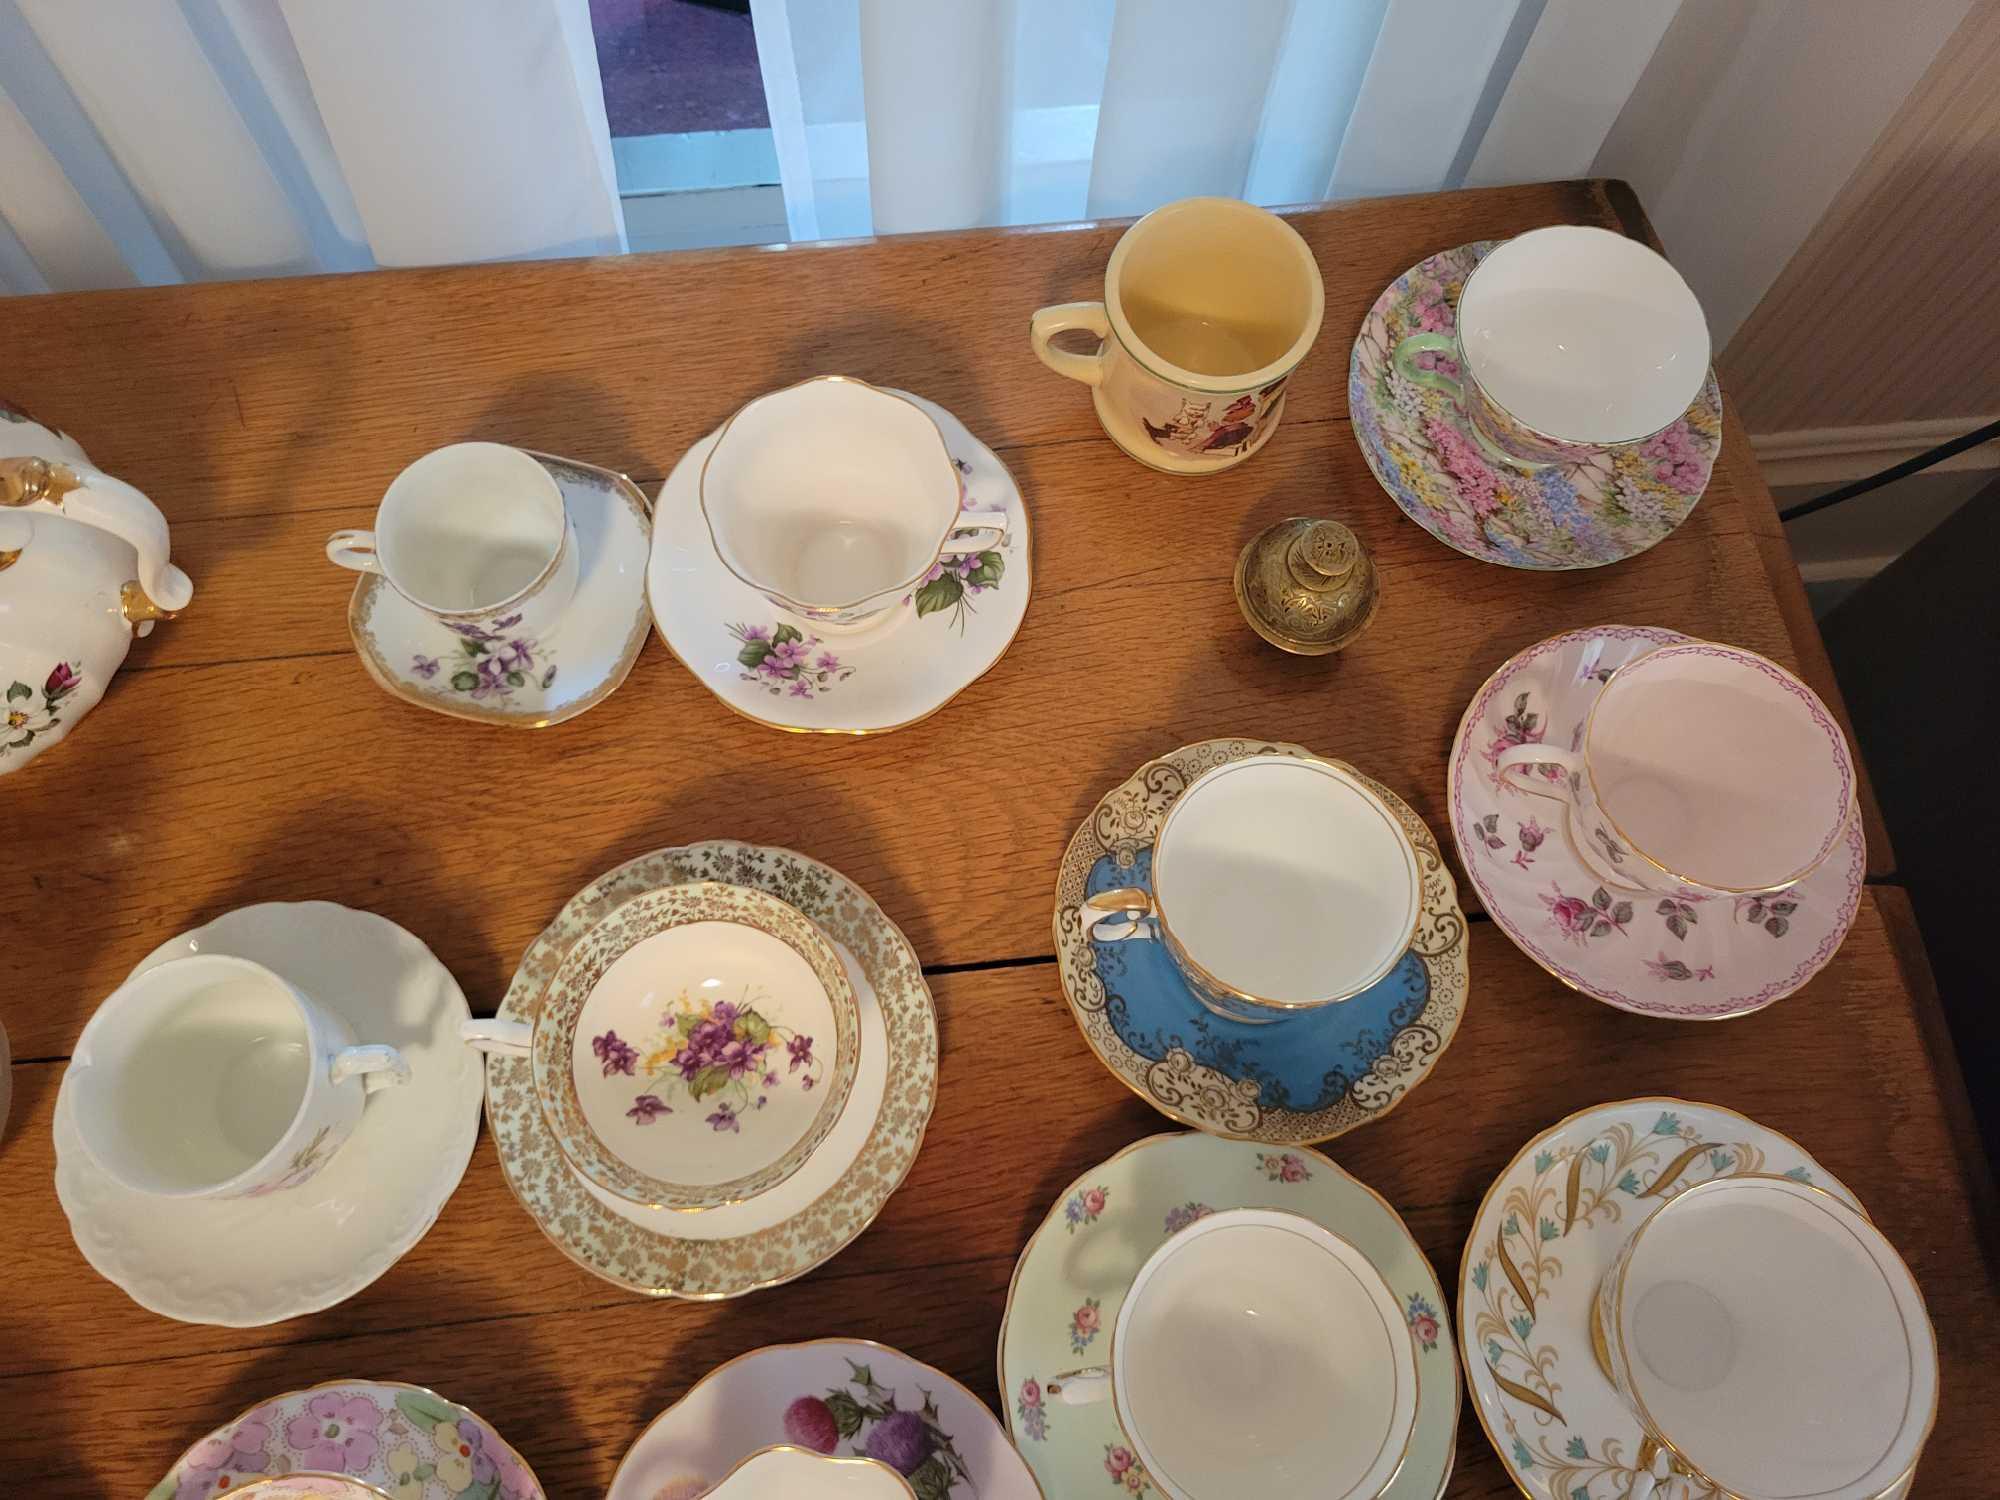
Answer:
[1053,739,1468,1145]
[999,1131,1455,1500]
[1457,1097,1903,1500]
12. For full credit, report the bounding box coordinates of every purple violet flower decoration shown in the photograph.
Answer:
[788,680,813,698]
[592,1030,637,1077]
[815,651,840,672]
[787,1033,815,1072]
[411,655,440,679]
[707,1103,741,1133]
[626,1094,670,1124]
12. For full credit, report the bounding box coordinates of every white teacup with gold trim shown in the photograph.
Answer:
[1079,754,1422,1024]
[1595,1174,1937,1500]
[1047,1208,1419,1500]
[699,376,1009,634]
[1031,196,1324,474]
[705,1445,917,1499]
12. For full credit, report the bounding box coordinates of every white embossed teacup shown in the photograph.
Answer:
[1080,754,1422,1024]
[1048,1208,1420,1500]
[326,441,580,641]
[699,376,1008,632]
[1596,1175,1937,1500]
[706,1445,917,1499]
[1497,640,1856,897]
[67,953,409,1199]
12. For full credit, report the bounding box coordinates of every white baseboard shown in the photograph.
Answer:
[1751,416,2000,488]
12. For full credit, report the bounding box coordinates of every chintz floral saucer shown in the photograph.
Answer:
[647,393,1031,734]
[485,841,938,1298]
[1457,1098,1898,1500]
[610,1339,1044,1500]
[148,1378,541,1500]
[1350,242,1723,569]
[1449,626,1864,1019]
[1000,1132,1456,1500]
[348,452,653,727]
[53,902,483,1325]
[1053,739,1468,1145]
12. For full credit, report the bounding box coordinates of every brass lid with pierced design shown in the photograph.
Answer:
[1233,516,1380,655]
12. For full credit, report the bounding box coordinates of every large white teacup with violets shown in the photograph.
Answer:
[1047,1208,1420,1500]
[699,376,1010,633]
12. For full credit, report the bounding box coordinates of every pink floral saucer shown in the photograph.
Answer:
[1448,626,1864,1018]
[148,1379,541,1500]
[1350,243,1723,569]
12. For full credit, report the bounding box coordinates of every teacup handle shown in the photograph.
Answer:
[325,528,382,574]
[1080,887,1158,942]
[1392,331,1552,473]
[939,507,1010,556]
[1494,743,1583,801]
[1044,1367,1111,1406]
[460,1018,533,1056]
[329,1043,411,1095]
[1031,301,1110,387]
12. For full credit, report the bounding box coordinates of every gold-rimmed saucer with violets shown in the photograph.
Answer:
[610,1338,1045,1500]
[1448,625,1864,1019]
[1456,1097,1907,1500]
[646,392,1031,734]
[484,840,938,1298]
[348,452,653,728]
[999,1131,1456,1499]
[147,1378,542,1499]
[1053,738,1468,1145]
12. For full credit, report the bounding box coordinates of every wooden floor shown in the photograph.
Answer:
[1,180,1990,1496]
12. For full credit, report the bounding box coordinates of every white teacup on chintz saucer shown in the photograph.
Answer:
[648,392,1031,734]
[53,902,483,1326]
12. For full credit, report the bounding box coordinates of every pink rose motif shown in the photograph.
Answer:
[1105,1446,1135,1478]
[43,661,79,699]
[1278,1155,1307,1183]
[1082,1187,1107,1216]
[1019,1379,1042,1409]
[1073,1302,1100,1336]
[285,1391,382,1472]
[1541,885,1596,942]
[1412,1311,1439,1346]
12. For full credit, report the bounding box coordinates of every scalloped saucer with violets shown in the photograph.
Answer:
[1053,738,1469,1145]
[1456,1097,1912,1500]
[647,389,1031,734]
[1448,625,1863,1019]
[348,452,653,728]
[1000,1131,1456,1500]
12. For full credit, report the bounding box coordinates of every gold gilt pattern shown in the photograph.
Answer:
[485,840,938,1299]
[1460,1099,1860,1500]
[534,880,861,1210]
[1052,738,1468,1144]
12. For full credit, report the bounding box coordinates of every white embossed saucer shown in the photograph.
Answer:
[538,881,860,1211]
[647,393,1031,734]
[485,841,938,1298]
[610,1339,1044,1500]
[53,902,482,1325]
[1449,626,1864,1019]
[148,1378,542,1500]
[1054,739,1469,1145]
[1456,1098,1911,1500]
[348,452,653,727]
[1000,1131,1456,1500]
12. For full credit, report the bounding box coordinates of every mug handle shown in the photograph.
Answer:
[1080,887,1158,941]
[460,1018,533,1055]
[939,507,1010,556]
[329,1043,411,1095]
[1031,302,1111,387]
[1043,1367,1111,1406]
[325,528,382,574]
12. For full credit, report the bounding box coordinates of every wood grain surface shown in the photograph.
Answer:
[0,183,1981,1498]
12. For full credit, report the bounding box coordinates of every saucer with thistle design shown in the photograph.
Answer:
[1449,625,1863,1019]
[1456,1097,1908,1500]
[1000,1131,1455,1500]
[1053,739,1468,1145]
[348,452,653,727]
[1350,241,1722,569]
[648,392,1030,734]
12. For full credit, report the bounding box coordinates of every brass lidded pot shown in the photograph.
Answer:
[1234,517,1379,655]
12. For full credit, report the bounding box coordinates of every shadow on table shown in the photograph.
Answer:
[464,372,650,488]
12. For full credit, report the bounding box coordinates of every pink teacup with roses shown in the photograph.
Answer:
[1045,1209,1419,1500]
[1393,225,1710,473]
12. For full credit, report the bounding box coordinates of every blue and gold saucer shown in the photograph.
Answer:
[1053,739,1469,1144]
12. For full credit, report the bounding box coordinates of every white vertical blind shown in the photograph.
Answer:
[0,85,133,292]
[861,0,1015,233]
[1085,0,1290,218]
[1244,0,1391,206]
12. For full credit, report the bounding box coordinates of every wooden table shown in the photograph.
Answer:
[2,181,1992,1496]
